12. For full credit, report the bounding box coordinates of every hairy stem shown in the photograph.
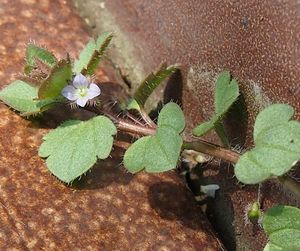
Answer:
[182,141,239,164]
[106,112,240,163]
[83,105,300,198]
[113,116,300,198]
[83,105,156,136]
[117,119,156,136]
[114,140,131,149]
[125,112,145,126]
[139,108,157,128]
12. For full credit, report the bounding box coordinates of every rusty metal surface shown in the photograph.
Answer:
[74,0,300,140]
[72,0,300,250]
[0,0,223,250]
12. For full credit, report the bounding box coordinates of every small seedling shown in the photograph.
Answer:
[0,32,299,250]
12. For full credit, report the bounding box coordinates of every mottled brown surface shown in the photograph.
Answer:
[0,112,220,250]
[74,0,300,139]
[0,0,223,250]
[72,1,300,250]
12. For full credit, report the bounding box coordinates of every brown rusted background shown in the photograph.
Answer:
[72,0,300,250]
[73,0,300,137]
[0,0,224,250]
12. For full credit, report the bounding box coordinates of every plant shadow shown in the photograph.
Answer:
[71,149,133,190]
[148,180,211,231]
[223,92,248,147]
[164,69,183,105]
[148,69,183,121]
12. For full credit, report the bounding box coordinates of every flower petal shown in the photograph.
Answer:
[87,83,101,99]
[62,85,78,101]
[73,73,89,88]
[200,184,220,198]
[76,96,90,107]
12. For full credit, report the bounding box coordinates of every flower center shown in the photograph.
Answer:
[76,86,88,97]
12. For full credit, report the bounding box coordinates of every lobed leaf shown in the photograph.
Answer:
[123,136,151,173]
[235,104,300,184]
[124,102,185,173]
[25,43,57,75]
[263,205,300,250]
[0,80,39,113]
[0,80,56,115]
[253,104,294,142]
[193,71,239,139]
[145,127,183,172]
[38,58,72,99]
[39,116,117,183]
[73,32,113,75]
[157,102,185,132]
[214,71,239,116]
[134,63,178,108]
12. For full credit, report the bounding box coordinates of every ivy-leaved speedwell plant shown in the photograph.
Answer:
[0,32,299,251]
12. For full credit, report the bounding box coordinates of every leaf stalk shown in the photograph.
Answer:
[83,105,300,199]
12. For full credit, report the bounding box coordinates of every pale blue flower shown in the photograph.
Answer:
[62,74,101,107]
[200,184,220,198]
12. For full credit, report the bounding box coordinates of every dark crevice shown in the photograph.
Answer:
[181,161,236,251]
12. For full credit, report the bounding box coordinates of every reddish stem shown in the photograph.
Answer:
[84,105,300,198]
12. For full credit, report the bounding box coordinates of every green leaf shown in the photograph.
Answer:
[134,63,178,108]
[38,58,72,99]
[253,104,294,142]
[145,127,182,172]
[263,243,283,251]
[126,98,140,111]
[73,39,96,74]
[193,71,239,141]
[157,102,185,132]
[123,136,151,173]
[192,119,216,137]
[0,80,39,113]
[73,32,113,75]
[85,32,113,75]
[0,80,56,115]
[39,116,117,183]
[25,43,57,75]
[214,71,239,116]
[214,120,230,147]
[21,98,59,116]
[124,127,182,174]
[123,102,185,173]
[263,205,300,250]
[235,104,300,184]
